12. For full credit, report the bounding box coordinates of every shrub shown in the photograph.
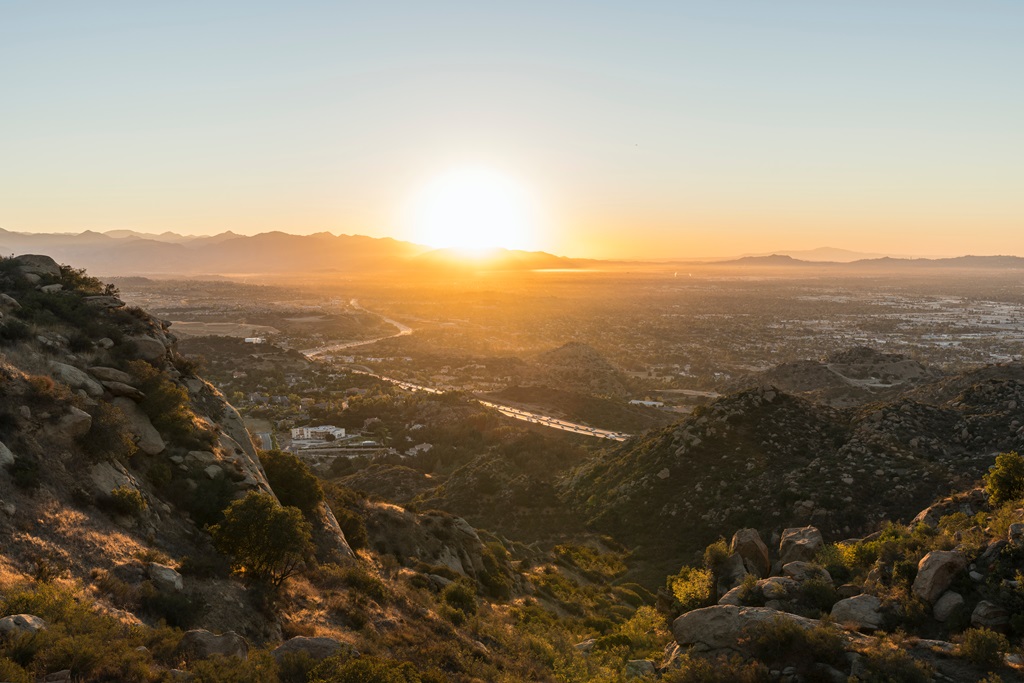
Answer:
[859,647,932,683]
[78,402,137,463]
[957,627,1010,669]
[309,656,423,683]
[333,508,369,551]
[985,452,1024,507]
[102,486,147,518]
[441,579,477,616]
[259,449,324,516]
[662,653,770,683]
[799,577,837,613]
[210,492,313,588]
[6,454,42,490]
[667,566,713,612]
[746,617,847,671]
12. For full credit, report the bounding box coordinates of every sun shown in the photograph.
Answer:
[404,166,542,253]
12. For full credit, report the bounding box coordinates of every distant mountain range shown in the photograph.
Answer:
[3,228,1023,275]
[0,228,585,276]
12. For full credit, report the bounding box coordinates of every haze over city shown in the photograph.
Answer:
[3,1,1023,259]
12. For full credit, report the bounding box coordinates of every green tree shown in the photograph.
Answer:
[210,492,313,588]
[260,449,324,516]
[984,451,1024,507]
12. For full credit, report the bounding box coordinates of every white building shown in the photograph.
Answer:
[290,425,346,441]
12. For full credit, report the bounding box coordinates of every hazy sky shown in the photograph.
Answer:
[2,2,1022,258]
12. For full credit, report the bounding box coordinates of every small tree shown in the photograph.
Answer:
[260,449,324,516]
[210,492,313,588]
[984,451,1024,507]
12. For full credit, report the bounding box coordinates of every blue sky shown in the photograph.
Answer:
[2,1,1021,257]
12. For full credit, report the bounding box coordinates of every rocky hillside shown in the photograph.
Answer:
[529,341,632,398]
[726,346,942,407]
[566,368,1024,582]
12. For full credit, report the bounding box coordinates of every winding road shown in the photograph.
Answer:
[299,305,632,442]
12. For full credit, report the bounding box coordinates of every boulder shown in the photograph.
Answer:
[718,585,746,606]
[830,594,883,631]
[912,551,966,603]
[88,366,134,384]
[83,295,125,309]
[40,283,63,293]
[731,528,770,578]
[1008,523,1024,548]
[129,335,167,362]
[57,406,93,439]
[672,605,820,651]
[717,552,748,595]
[782,561,832,583]
[0,441,15,468]
[624,660,656,679]
[148,563,184,592]
[271,637,349,663]
[49,362,104,397]
[13,254,61,277]
[177,629,248,661]
[971,600,1010,629]
[0,293,21,311]
[759,576,798,600]
[779,526,823,565]
[932,591,964,622]
[103,381,145,400]
[0,614,47,636]
[112,397,165,455]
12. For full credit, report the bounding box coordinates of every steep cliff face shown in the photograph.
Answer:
[0,254,349,628]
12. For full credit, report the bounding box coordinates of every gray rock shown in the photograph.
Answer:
[782,561,832,583]
[14,254,61,277]
[271,636,349,663]
[96,337,115,349]
[204,464,223,479]
[718,585,746,606]
[731,528,770,578]
[971,600,1010,629]
[177,629,249,661]
[103,381,145,400]
[49,362,104,397]
[148,563,184,592]
[42,670,72,682]
[717,552,748,595]
[0,441,15,468]
[830,594,883,631]
[0,292,21,311]
[88,366,134,384]
[40,283,63,293]
[912,551,966,603]
[779,526,823,565]
[112,397,165,455]
[0,614,47,636]
[1008,523,1024,548]
[624,659,656,679]
[759,576,798,600]
[573,638,596,653]
[932,591,964,622]
[57,406,93,439]
[83,295,125,309]
[672,605,821,650]
[129,335,167,362]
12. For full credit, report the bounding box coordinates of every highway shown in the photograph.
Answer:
[349,370,631,442]
[298,303,631,442]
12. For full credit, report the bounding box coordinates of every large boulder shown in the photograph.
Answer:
[717,552,748,595]
[13,254,61,277]
[102,381,145,400]
[0,441,15,468]
[88,366,134,384]
[830,594,884,631]
[782,561,831,583]
[57,407,93,439]
[0,293,21,312]
[112,397,165,455]
[731,528,770,578]
[971,600,1010,629]
[672,605,820,651]
[148,563,184,592]
[0,614,47,636]
[271,637,349,664]
[932,591,964,622]
[129,335,167,363]
[912,551,966,603]
[177,629,248,661]
[779,526,824,565]
[49,362,104,397]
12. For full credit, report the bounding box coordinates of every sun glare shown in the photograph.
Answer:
[405,167,542,253]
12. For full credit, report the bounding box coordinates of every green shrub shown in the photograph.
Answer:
[102,486,147,518]
[333,508,368,551]
[799,577,837,613]
[667,566,713,612]
[78,402,137,463]
[210,492,313,588]
[957,627,1010,669]
[188,651,278,682]
[259,449,324,516]
[441,579,477,616]
[6,455,42,490]
[309,655,422,683]
[662,653,770,683]
[985,452,1024,507]
[859,647,932,683]
[746,617,847,671]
